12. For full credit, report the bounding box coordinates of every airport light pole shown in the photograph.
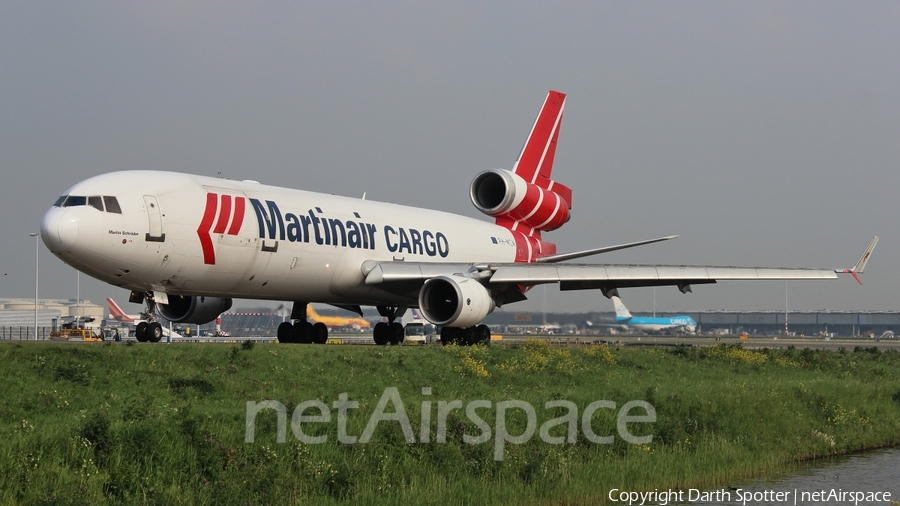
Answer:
[30,233,38,340]
[784,281,788,337]
[76,271,80,327]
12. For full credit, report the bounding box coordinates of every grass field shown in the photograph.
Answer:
[1,340,899,505]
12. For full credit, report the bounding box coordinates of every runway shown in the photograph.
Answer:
[6,332,899,351]
[499,334,900,351]
[192,333,900,351]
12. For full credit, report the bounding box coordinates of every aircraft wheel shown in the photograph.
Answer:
[147,322,163,343]
[312,322,328,344]
[300,322,314,344]
[440,327,457,346]
[290,321,307,344]
[476,325,491,344]
[277,322,293,343]
[388,322,405,345]
[135,322,149,342]
[463,327,479,346]
[373,322,389,345]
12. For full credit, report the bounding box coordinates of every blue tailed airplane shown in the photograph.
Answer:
[611,295,697,334]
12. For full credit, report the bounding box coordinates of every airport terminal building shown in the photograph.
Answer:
[0,298,104,339]
[687,311,897,337]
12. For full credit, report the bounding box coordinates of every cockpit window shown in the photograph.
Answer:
[88,196,104,211]
[56,195,122,213]
[103,196,122,214]
[63,196,87,207]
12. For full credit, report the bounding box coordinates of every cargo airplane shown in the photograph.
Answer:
[40,91,878,345]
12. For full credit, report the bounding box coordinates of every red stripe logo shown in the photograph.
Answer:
[197,193,246,265]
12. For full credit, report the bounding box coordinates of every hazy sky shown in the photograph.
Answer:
[1,2,897,314]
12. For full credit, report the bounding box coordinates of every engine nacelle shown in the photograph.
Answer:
[469,169,571,232]
[157,295,233,324]
[418,275,496,328]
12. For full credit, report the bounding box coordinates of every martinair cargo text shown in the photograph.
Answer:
[40,91,878,345]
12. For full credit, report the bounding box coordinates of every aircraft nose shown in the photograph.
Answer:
[41,208,79,251]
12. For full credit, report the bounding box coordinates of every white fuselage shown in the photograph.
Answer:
[41,171,519,306]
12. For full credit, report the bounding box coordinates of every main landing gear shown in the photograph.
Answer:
[373,305,405,346]
[133,291,163,343]
[135,321,164,343]
[277,302,328,344]
[440,325,491,346]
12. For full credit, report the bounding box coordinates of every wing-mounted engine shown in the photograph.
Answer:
[418,275,496,328]
[470,169,571,232]
[157,295,233,324]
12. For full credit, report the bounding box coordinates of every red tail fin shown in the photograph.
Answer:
[508,90,572,222]
[469,91,573,262]
[512,91,567,187]
[106,298,134,323]
[505,90,568,261]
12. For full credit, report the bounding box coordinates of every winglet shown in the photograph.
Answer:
[835,236,879,284]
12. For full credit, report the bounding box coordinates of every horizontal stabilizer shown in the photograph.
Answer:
[536,235,678,263]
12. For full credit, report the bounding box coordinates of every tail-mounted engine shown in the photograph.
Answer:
[418,275,496,328]
[157,295,233,325]
[470,169,571,232]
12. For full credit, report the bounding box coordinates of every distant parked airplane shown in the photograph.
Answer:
[106,297,140,323]
[106,298,181,340]
[610,295,697,334]
[307,305,371,330]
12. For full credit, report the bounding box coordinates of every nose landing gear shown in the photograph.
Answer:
[132,292,164,343]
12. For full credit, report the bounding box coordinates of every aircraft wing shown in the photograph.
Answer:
[362,236,876,302]
[488,264,836,292]
[365,261,836,294]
